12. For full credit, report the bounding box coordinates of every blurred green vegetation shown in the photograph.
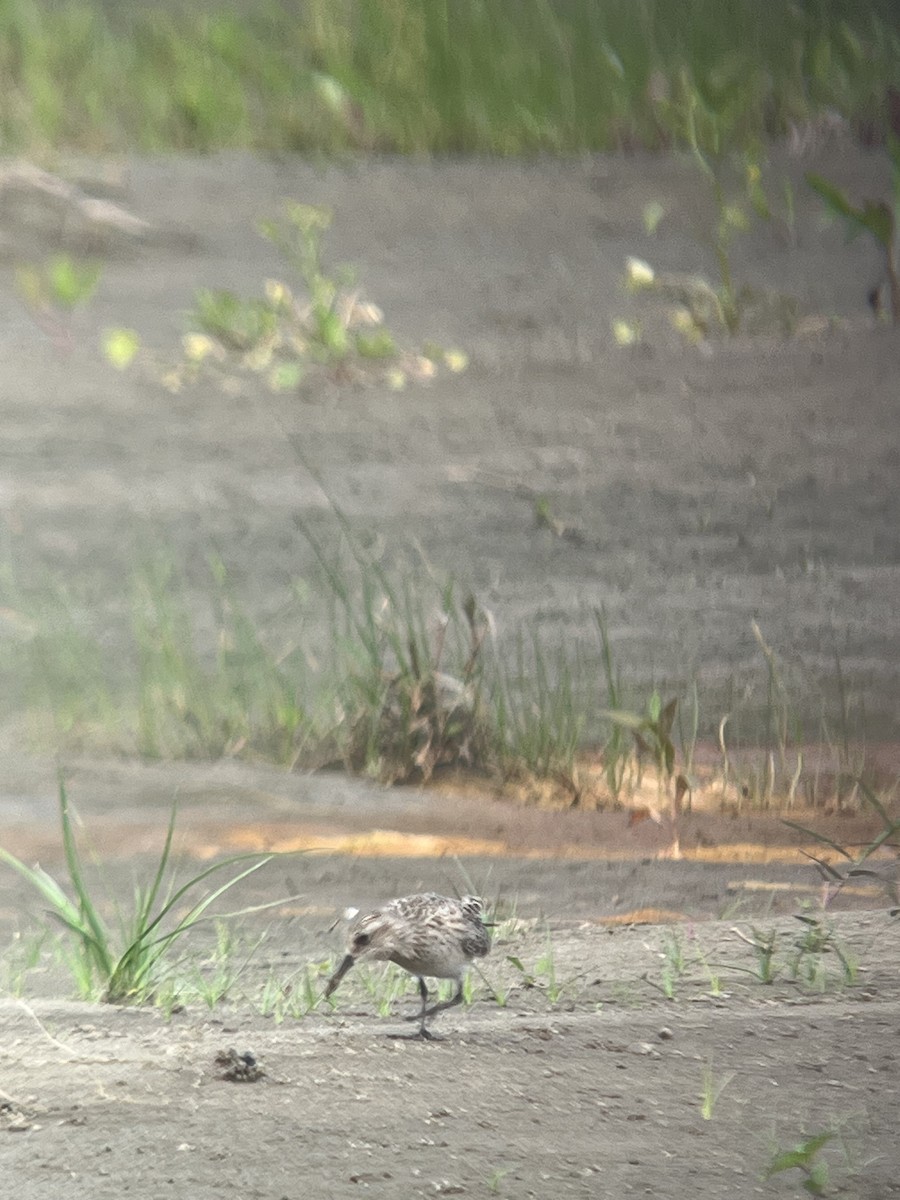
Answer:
[0,0,898,156]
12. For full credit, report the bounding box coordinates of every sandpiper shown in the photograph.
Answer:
[324,892,491,1039]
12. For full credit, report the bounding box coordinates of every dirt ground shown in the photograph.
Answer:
[1,143,899,1196]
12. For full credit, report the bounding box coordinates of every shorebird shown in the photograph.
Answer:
[324,893,491,1039]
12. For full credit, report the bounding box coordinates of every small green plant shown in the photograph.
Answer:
[629,77,799,340]
[179,202,465,393]
[506,933,579,1005]
[808,135,900,324]
[486,1167,512,1193]
[659,929,687,999]
[15,254,102,350]
[192,289,279,351]
[258,961,329,1021]
[700,1061,734,1120]
[601,691,678,792]
[181,922,270,1008]
[764,1130,835,1196]
[17,254,102,311]
[789,913,858,989]
[731,925,780,984]
[533,936,564,1003]
[258,203,356,360]
[296,499,491,784]
[0,776,276,1003]
[695,949,724,998]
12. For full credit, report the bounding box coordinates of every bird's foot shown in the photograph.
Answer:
[388,1026,442,1042]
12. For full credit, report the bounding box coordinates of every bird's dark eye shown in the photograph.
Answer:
[353,931,370,948]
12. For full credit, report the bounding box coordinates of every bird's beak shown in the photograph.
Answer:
[325,953,355,998]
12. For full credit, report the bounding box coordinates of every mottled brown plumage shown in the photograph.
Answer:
[325,893,491,1039]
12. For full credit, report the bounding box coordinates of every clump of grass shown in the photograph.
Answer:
[0,776,275,1003]
[505,931,583,1004]
[257,961,330,1022]
[789,913,858,988]
[492,632,584,799]
[297,507,493,784]
[132,555,316,762]
[730,925,780,984]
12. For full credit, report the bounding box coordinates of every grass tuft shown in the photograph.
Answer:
[0,775,276,1002]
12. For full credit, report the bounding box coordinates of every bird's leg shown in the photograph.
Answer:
[416,977,438,1039]
[395,977,441,1040]
[422,980,463,1019]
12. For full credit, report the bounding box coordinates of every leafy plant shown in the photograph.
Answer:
[807,135,900,324]
[601,692,678,790]
[178,202,463,393]
[764,1130,835,1196]
[15,253,103,350]
[192,289,279,351]
[0,776,275,1003]
[17,254,102,311]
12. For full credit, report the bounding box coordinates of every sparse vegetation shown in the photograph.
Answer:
[0,523,894,812]
[621,120,801,341]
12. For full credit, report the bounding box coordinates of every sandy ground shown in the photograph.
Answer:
[1,143,899,1196]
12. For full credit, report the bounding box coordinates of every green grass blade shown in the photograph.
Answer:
[57,777,113,967]
[134,799,179,931]
[0,846,85,929]
[781,819,853,861]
